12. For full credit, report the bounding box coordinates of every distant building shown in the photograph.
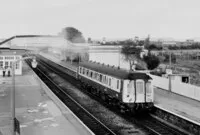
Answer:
[161,40,177,46]
[140,49,148,58]
[102,37,106,44]
[186,39,194,43]
[134,36,139,43]
[186,39,195,45]
[0,48,24,75]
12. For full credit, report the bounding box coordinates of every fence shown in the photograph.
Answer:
[150,74,200,101]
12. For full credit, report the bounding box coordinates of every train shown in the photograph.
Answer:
[77,61,154,113]
[39,55,154,113]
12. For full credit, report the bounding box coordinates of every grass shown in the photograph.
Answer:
[162,59,200,86]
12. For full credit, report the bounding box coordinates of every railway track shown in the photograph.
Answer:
[25,58,116,135]
[136,114,188,135]
[27,55,188,135]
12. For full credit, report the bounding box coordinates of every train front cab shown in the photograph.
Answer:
[122,79,154,110]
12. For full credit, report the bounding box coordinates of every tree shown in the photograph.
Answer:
[143,52,160,70]
[138,40,145,46]
[144,35,150,48]
[145,44,163,51]
[60,27,86,43]
[121,43,147,70]
[87,37,92,43]
[146,44,157,50]
[121,42,160,70]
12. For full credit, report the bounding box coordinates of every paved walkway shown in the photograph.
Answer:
[0,61,93,135]
[154,87,200,125]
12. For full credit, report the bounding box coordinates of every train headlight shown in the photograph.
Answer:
[31,58,37,68]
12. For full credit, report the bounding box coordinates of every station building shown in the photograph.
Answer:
[0,35,75,76]
[0,48,26,76]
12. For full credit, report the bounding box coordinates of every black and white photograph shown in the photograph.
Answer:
[0,0,200,135]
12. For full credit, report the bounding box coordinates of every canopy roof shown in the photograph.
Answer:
[0,48,27,55]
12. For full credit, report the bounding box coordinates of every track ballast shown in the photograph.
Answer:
[27,54,188,135]
[26,58,117,135]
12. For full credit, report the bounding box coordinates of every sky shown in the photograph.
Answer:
[0,0,200,40]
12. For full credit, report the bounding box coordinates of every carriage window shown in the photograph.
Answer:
[79,67,82,73]
[94,72,97,79]
[0,61,3,68]
[117,80,119,89]
[109,78,111,86]
[106,77,109,84]
[100,74,103,82]
[82,68,85,74]
[102,76,105,83]
[89,70,91,77]
[103,76,106,84]
[96,73,99,81]
[86,69,89,76]
[98,74,101,81]
[90,71,93,78]
[104,76,107,84]
[92,72,95,78]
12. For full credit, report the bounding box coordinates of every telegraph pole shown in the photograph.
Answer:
[169,51,171,68]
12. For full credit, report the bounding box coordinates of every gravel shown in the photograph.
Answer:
[48,72,149,135]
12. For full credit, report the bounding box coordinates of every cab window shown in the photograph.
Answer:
[136,80,144,94]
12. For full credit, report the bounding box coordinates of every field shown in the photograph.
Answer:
[164,59,200,86]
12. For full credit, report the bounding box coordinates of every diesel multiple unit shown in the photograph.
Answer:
[77,61,153,112]
[40,55,154,113]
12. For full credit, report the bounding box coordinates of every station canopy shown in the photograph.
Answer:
[0,47,28,56]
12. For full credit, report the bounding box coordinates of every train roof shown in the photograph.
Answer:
[79,61,151,80]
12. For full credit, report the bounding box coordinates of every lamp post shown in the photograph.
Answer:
[169,51,171,68]
[118,46,121,68]
[11,56,37,135]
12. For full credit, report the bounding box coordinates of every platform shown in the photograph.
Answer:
[154,87,200,126]
[0,61,93,135]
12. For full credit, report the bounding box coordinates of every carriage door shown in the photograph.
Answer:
[135,79,145,103]
[122,80,135,103]
[146,81,153,102]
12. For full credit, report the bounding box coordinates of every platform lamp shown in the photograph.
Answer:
[11,57,37,135]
